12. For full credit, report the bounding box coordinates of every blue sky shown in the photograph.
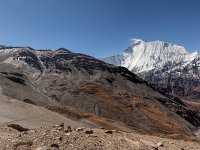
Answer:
[0,0,200,57]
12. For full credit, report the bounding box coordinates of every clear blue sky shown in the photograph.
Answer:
[0,0,199,57]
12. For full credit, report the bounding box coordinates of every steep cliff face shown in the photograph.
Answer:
[102,39,200,100]
[0,46,199,136]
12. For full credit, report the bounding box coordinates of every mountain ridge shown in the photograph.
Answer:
[103,39,199,73]
[102,39,200,100]
[0,45,200,138]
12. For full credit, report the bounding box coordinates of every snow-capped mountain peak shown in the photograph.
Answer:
[102,39,200,99]
[103,39,193,73]
[131,38,144,45]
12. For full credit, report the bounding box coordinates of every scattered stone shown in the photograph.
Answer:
[140,139,159,149]
[105,130,116,134]
[22,131,28,134]
[157,141,164,147]
[36,146,48,150]
[89,135,98,137]
[51,143,59,148]
[65,133,71,136]
[68,125,72,131]
[18,133,21,137]
[0,125,199,150]
[7,124,29,132]
[76,127,84,131]
[57,127,63,131]
[54,123,64,131]
[139,141,150,150]
[56,136,62,141]
[13,141,33,149]
[59,123,64,128]
[69,144,73,148]
[29,130,36,134]
[65,125,72,132]
[84,129,93,134]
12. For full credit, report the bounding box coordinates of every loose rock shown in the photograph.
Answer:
[51,143,59,148]
[105,130,116,134]
[85,129,93,134]
[7,124,29,132]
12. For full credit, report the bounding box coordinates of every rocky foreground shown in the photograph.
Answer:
[0,124,199,150]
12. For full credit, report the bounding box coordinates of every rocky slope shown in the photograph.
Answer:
[0,46,200,138]
[0,88,95,129]
[102,39,200,101]
[0,125,200,150]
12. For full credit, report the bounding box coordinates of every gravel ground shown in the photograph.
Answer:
[0,125,199,150]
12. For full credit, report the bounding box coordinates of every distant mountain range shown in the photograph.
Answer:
[0,45,200,138]
[102,39,200,101]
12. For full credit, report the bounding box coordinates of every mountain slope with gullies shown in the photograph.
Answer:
[102,39,200,101]
[0,46,200,138]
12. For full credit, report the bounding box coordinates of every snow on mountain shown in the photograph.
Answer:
[103,39,198,73]
[1,45,200,136]
[102,39,200,99]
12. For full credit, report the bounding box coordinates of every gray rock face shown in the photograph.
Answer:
[138,56,200,100]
